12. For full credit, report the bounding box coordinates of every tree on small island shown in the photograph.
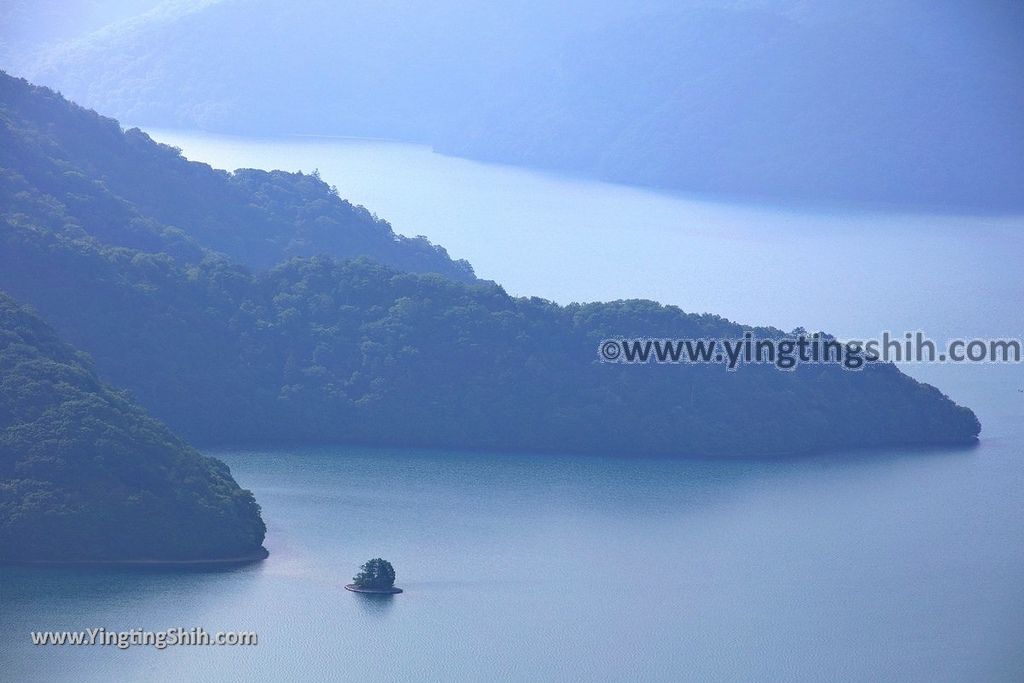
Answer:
[352,558,396,590]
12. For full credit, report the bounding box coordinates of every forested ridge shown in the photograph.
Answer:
[0,71,980,461]
[0,293,267,562]
[0,71,474,278]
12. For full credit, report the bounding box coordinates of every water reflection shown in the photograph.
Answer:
[349,592,396,616]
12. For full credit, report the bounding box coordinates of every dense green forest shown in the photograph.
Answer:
[0,292,266,562]
[0,72,474,278]
[0,74,980,457]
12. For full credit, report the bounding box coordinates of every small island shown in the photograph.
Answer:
[345,558,402,594]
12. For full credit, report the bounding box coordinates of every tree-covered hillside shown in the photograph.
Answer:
[0,72,981,458]
[0,217,980,457]
[0,71,474,278]
[0,292,267,562]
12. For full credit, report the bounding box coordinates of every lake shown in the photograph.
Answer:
[4,439,1024,681]
[2,135,1022,681]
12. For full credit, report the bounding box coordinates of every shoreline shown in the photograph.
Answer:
[3,546,269,567]
[345,584,403,594]
[203,436,980,467]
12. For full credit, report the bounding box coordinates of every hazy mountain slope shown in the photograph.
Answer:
[0,74,981,457]
[0,219,981,457]
[0,71,475,278]
[0,291,267,562]
[7,0,1022,209]
[439,4,1024,209]
[0,74,978,458]
[0,0,167,67]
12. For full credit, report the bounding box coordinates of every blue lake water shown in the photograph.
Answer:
[2,135,1022,681]
[4,435,1023,681]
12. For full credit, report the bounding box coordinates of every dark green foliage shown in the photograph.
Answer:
[0,293,267,562]
[0,71,980,460]
[0,71,474,279]
[0,223,980,456]
[353,558,396,590]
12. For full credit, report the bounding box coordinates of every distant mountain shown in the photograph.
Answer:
[0,291,267,562]
[6,0,1022,209]
[0,0,166,68]
[0,76,980,457]
[0,71,474,278]
[439,3,1024,210]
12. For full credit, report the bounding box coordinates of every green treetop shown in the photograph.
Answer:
[353,558,397,589]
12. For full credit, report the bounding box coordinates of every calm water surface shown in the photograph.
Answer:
[3,432,1023,681]
[2,136,1022,681]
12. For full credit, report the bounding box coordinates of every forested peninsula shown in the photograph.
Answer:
[0,73,980,458]
[0,293,267,563]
